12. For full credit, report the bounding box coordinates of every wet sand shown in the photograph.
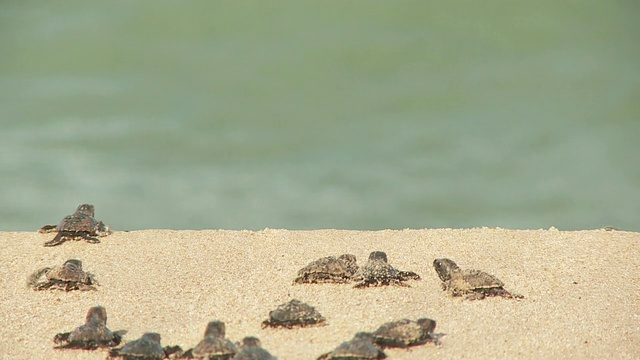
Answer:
[1,228,638,359]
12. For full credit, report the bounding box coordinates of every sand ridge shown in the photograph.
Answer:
[1,228,638,359]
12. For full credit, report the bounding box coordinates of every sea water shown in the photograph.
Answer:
[1,1,638,231]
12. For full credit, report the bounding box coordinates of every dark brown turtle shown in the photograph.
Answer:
[353,251,421,288]
[317,332,386,360]
[180,320,237,359]
[27,259,97,291]
[372,318,440,348]
[39,203,110,247]
[433,258,524,300]
[108,332,166,360]
[53,306,124,350]
[293,254,358,284]
[261,299,326,329]
[232,337,276,360]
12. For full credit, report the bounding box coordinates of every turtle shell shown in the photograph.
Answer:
[190,321,237,359]
[262,299,326,328]
[459,269,505,290]
[354,251,420,288]
[358,258,398,281]
[57,213,105,234]
[54,306,121,350]
[317,332,386,360]
[434,258,522,299]
[234,337,276,360]
[192,337,237,359]
[294,254,358,284]
[41,205,110,246]
[109,332,164,359]
[28,259,97,291]
[39,204,108,236]
[373,318,436,348]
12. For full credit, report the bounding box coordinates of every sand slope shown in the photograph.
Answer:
[1,228,638,359]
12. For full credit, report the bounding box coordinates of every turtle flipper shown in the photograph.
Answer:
[464,292,486,300]
[77,283,98,291]
[398,271,421,281]
[391,279,411,288]
[53,332,71,345]
[44,233,68,247]
[486,287,524,299]
[431,332,446,346]
[292,276,306,284]
[33,282,54,291]
[39,225,58,233]
[55,341,98,350]
[27,267,51,289]
[80,233,101,244]
[353,281,370,288]
[179,348,195,358]
[163,345,184,359]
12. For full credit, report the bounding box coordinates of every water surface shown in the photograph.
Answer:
[1,1,638,231]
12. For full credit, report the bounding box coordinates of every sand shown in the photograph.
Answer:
[1,228,638,359]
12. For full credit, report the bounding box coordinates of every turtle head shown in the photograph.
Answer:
[368,251,388,263]
[352,332,375,343]
[416,318,437,334]
[60,259,85,281]
[140,332,162,344]
[338,254,358,273]
[239,336,261,348]
[433,258,460,282]
[204,320,226,338]
[75,204,95,217]
[63,259,83,272]
[86,306,107,325]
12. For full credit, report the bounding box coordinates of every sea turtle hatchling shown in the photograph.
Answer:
[293,254,359,284]
[353,251,421,288]
[433,258,524,300]
[53,306,124,350]
[232,337,276,360]
[261,299,326,329]
[372,318,440,348]
[28,259,97,291]
[316,332,386,360]
[180,320,238,359]
[39,203,111,247]
[108,332,167,360]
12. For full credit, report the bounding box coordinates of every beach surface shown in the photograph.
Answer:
[1,228,638,359]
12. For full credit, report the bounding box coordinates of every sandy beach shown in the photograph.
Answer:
[1,228,638,359]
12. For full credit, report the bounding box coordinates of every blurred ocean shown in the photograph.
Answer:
[1,1,638,231]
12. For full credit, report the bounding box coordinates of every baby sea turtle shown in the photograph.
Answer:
[293,254,358,284]
[39,203,110,247]
[53,306,124,350]
[372,318,440,348]
[181,320,238,359]
[108,332,166,360]
[28,259,97,291]
[261,299,326,329]
[433,258,524,300]
[353,251,421,288]
[232,337,276,360]
[317,332,386,360]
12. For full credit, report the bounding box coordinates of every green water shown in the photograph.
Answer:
[1,1,638,231]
